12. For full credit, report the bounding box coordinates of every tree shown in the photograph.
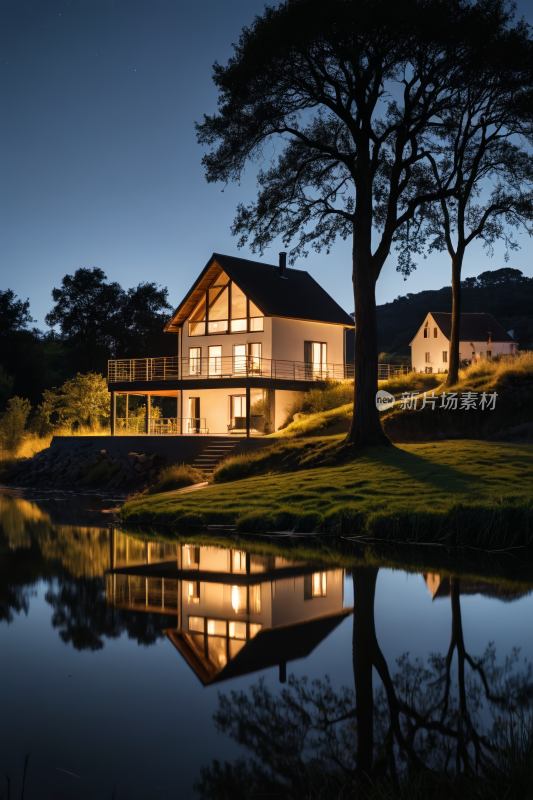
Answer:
[117,282,173,357]
[45,267,125,369]
[394,25,533,385]
[196,0,520,447]
[197,567,533,797]
[45,268,173,369]
[0,396,31,452]
[39,372,110,431]
[0,289,34,339]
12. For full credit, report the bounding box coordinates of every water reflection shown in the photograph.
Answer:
[3,492,533,796]
[198,567,533,796]
[106,531,351,683]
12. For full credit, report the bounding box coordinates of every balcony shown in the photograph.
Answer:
[108,356,355,383]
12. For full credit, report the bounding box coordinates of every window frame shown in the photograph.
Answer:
[187,275,265,336]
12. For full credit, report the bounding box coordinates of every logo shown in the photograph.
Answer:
[376,390,395,411]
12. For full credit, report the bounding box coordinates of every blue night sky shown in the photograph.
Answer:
[2,0,533,330]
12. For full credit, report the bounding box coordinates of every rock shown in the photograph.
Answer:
[110,470,125,487]
[134,463,143,472]
[137,454,148,464]
[148,469,156,478]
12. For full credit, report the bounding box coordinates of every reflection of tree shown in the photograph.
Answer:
[196,567,533,798]
[44,575,174,651]
[0,583,31,624]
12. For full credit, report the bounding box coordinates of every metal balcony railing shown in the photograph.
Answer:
[108,356,355,383]
[114,418,208,435]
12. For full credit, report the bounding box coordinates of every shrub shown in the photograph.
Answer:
[147,463,207,495]
[0,396,32,452]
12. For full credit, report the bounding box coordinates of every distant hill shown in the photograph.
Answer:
[374,267,533,362]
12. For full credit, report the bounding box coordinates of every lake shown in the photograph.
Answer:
[1,489,533,799]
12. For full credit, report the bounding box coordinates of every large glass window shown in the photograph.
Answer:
[189,347,201,376]
[230,282,247,332]
[208,345,222,376]
[233,344,247,375]
[189,295,206,337]
[304,341,327,376]
[207,284,229,334]
[249,342,262,372]
[249,299,264,331]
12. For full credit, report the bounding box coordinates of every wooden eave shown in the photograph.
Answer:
[164,258,224,334]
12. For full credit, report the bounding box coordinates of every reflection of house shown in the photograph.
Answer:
[106,532,351,684]
[411,313,517,373]
[423,572,530,602]
[107,253,354,436]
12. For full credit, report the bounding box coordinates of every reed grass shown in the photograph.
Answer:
[146,462,207,495]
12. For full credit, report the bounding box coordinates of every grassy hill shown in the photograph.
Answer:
[374,267,533,361]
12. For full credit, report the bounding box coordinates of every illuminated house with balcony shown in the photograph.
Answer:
[108,252,354,437]
[105,533,351,684]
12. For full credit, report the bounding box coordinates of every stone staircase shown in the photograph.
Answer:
[192,438,239,475]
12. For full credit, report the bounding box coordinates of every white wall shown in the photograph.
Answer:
[271,317,345,364]
[181,387,247,434]
[411,313,517,372]
[274,389,303,430]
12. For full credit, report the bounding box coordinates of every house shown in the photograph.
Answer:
[410,312,518,373]
[108,252,354,435]
[106,532,351,685]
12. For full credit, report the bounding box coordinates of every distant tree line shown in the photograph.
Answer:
[0,268,173,410]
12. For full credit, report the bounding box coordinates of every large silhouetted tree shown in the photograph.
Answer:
[196,0,525,448]
[393,23,533,384]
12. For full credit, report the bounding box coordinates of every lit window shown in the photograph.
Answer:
[229,639,246,659]
[228,621,247,639]
[250,316,264,332]
[231,585,247,614]
[189,295,206,337]
[208,636,227,669]
[304,572,327,599]
[189,347,201,376]
[231,283,247,331]
[188,581,200,604]
[250,584,261,614]
[207,619,226,636]
[189,616,204,632]
[232,550,247,573]
[249,623,262,638]
[208,345,222,376]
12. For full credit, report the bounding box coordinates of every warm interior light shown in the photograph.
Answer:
[231,585,246,613]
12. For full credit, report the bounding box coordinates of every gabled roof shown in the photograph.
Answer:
[164,253,354,332]
[411,312,516,345]
[165,608,353,686]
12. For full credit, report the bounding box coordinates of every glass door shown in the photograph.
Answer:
[230,395,246,430]
[233,344,246,375]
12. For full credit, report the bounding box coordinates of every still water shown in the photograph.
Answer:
[1,490,533,798]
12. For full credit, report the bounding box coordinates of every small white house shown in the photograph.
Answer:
[410,312,518,373]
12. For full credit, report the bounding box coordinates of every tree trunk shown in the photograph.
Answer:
[346,237,390,448]
[352,567,379,777]
[445,251,464,387]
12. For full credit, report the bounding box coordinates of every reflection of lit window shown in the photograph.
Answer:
[229,621,247,640]
[231,585,247,614]
[188,581,200,604]
[250,584,261,614]
[229,639,246,659]
[313,572,327,597]
[233,551,246,572]
[189,616,204,632]
[208,636,227,668]
[184,545,200,567]
[207,619,226,636]
[249,623,262,638]
[304,572,327,599]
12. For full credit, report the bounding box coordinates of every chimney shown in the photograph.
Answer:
[488,330,492,345]
[278,252,287,279]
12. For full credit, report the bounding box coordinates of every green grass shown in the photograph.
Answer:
[120,440,533,548]
[146,462,207,495]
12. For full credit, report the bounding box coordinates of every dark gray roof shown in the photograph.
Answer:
[431,312,516,343]
[166,253,354,330]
